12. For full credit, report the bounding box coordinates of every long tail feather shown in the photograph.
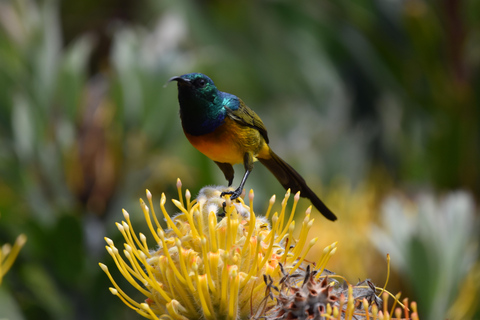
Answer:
[258,148,337,221]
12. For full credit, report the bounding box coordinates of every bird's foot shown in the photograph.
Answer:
[220,187,243,202]
[219,187,243,217]
[218,202,226,218]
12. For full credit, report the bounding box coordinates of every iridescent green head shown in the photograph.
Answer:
[169,73,233,135]
[168,73,220,108]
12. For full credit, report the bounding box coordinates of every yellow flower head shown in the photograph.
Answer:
[100,179,419,320]
[100,179,337,320]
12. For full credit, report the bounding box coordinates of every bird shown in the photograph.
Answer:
[169,72,337,221]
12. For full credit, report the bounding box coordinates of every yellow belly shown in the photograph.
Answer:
[184,117,267,164]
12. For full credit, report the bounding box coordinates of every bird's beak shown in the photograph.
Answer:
[167,76,191,86]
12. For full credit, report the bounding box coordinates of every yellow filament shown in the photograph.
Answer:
[337,294,345,320]
[217,225,227,256]
[124,247,143,279]
[276,192,300,242]
[140,303,162,320]
[315,242,337,276]
[115,223,134,254]
[289,218,313,264]
[248,189,254,217]
[166,300,189,320]
[123,210,151,258]
[157,231,186,284]
[277,191,290,232]
[124,249,168,301]
[193,266,214,320]
[160,261,175,298]
[139,234,150,255]
[154,257,170,292]
[99,263,144,309]
[263,213,278,244]
[332,306,339,318]
[220,252,230,312]
[240,236,262,287]
[228,269,239,320]
[378,311,385,320]
[140,200,162,245]
[107,245,144,286]
[208,211,218,253]
[411,302,419,320]
[201,237,217,295]
[146,190,163,233]
[382,291,389,317]
[107,245,141,283]
[225,205,236,252]
[199,273,215,320]
[371,303,379,320]
[346,285,354,319]
[326,303,333,317]
[229,209,239,249]
[395,307,402,319]
[123,223,148,263]
[369,286,407,310]
[140,255,172,303]
[239,235,253,274]
[208,252,221,298]
[315,245,330,274]
[241,206,256,258]
[289,237,317,275]
[176,178,184,208]
[290,214,310,258]
[160,193,182,237]
[257,218,278,272]
[265,195,276,219]
[175,240,196,293]
[0,234,26,279]
[363,298,370,320]
[105,246,152,297]
[195,204,205,239]
[172,199,199,238]
[242,231,259,272]
[403,298,409,318]
[411,301,417,313]
[166,267,197,315]
[108,288,141,313]
[137,258,168,306]
[224,216,232,253]
[379,254,390,297]
[281,223,295,265]
[390,291,401,318]
[319,247,337,274]
[185,190,195,212]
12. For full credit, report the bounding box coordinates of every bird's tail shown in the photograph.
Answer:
[258,148,337,221]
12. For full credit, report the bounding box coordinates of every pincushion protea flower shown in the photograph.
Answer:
[100,179,419,320]
[262,264,419,320]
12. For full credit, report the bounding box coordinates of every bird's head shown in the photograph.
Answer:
[168,73,220,105]
[168,73,230,134]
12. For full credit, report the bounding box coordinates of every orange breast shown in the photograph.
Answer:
[184,117,266,164]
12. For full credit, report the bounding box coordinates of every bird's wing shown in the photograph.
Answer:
[224,100,269,144]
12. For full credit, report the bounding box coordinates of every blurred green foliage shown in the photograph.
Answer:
[373,191,479,320]
[0,0,479,319]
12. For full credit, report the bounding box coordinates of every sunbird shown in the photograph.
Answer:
[169,73,337,221]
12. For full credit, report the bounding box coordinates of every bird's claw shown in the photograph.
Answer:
[218,202,226,218]
[219,188,243,217]
[220,188,242,202]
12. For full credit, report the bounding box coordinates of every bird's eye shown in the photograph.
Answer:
[195,78,206,88]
